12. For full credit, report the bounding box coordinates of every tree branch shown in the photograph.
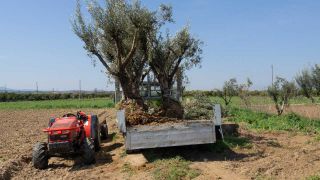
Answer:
[122,30,138,67]
[169,57,183,81]
[92,50,117,76]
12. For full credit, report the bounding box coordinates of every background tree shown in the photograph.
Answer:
[217,78,238,107]
[148,27,202,118]
[237,78,253,108]
[295,69,315,103]
[72,0,158,109]
[311,64,320,96]
[268,77,296,116]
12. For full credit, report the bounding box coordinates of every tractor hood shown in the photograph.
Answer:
[49,117,79,130]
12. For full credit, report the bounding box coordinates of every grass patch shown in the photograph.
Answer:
[108,132,118,142]
[306,175,320,180]
[122,163,134,177]
[153,156,200,180]
[228,108,320,134]
[0,98,114,109]
[208,136,252,153]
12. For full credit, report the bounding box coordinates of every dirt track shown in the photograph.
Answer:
[1,109,320,179]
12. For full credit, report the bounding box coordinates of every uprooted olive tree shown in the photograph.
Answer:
[73,0,202,118]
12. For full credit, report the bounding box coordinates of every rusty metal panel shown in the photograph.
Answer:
[125,120,216,150]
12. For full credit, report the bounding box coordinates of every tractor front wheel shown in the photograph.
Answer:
[100,123,108,140]
[81,138,95,165]
[32,142,49,169]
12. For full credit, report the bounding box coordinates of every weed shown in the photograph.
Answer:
[120,150,127,158]
[109,132,118,142]
[122,163,134,177]
[306,175,320,180]
[208,136,252,153]
[152,156,200,180]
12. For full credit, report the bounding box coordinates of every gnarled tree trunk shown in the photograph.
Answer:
[157,76,183,118]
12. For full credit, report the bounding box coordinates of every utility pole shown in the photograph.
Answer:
[271,65,274,87]
[79,80,82,100]
[36,82,39,94]
[4,84,7,93]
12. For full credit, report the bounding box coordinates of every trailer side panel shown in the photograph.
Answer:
[125,121,216,150]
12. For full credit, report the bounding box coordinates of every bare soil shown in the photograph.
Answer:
[0,109,320,179]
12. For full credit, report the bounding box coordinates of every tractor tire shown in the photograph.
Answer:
[91,115,101,152]
[32,142,49,169]
[100,123,108,140]
[81,138,95,165]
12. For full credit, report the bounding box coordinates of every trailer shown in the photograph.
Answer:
[116,105,223,152]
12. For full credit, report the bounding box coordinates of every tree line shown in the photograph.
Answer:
[0,92,112,102]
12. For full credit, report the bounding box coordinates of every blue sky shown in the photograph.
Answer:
[0,0,319,91]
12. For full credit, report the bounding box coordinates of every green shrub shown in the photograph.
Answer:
[183,94,213,120]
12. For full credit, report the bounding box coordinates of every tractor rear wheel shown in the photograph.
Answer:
[81,138,95,165]
[32,142,49,169]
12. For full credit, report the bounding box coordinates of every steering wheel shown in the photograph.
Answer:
[63,113,76,118]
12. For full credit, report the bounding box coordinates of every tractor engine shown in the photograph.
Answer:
[47,116,83,154]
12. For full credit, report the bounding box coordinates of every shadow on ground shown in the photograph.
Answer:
[47,135,119,172]
[140,134,265,163]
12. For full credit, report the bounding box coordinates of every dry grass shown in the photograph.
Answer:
[247,104,320,120]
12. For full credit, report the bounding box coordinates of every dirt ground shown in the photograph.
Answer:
[1,108,320,180]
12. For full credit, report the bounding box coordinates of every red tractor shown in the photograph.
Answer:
[32,111,108,169]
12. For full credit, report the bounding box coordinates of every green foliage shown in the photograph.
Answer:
[268,77,296,115]
[217,78,238,107]
[183,94,213,120]
[208,136,252,153]
[312,64,320,96]
[296,69,315,103]
[153,156,200,180]
[0,98,114,109]
[306,175,320,180]
[122,163,134,177]
[237,78,253,107]
[229,108,320,134]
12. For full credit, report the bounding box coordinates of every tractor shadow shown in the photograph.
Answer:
[48,135,122,171]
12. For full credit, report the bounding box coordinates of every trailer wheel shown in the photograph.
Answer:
[81,138,95,165]
[32,142,49,169]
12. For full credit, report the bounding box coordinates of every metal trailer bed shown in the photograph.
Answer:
[116,104,223,152]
